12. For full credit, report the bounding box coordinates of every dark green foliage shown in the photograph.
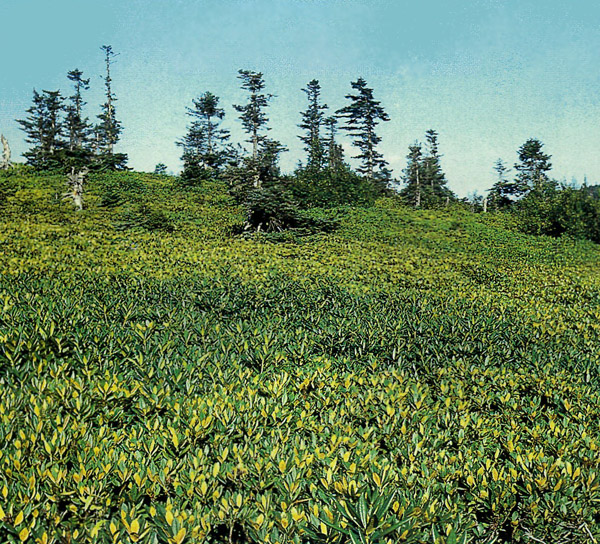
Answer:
[305,485,413,544]
[291,164,381,208]
[118,203,175,232]
[422,129,453,204]
[17,48,127,173]
[65,69,92,153]
[298,79,328,172]
[289,79,392,210]
[582,184,600,199]
[255,138,287,183]
[291,114,379,209]
[243,179,302,232]
[400,142,424,207]
[515,184,600,242]
[0,167,21,206]
[95,45,121,153]
[91,152,129,172]
[94,45,128,169]
[513,138,555,198]
[336,77,390,184]
[97,173,147,208]
[401,132,455,208]
[17,89,66,170]
[233,70,272,162]
[243,176,340,234]
[488,139,600,243]
[488,158,514,209]
[323,116,345,173]
[153,163,168,175]
[232,70,288,195]
[177,92,232,185]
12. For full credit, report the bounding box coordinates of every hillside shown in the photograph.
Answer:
[1,169,600,543]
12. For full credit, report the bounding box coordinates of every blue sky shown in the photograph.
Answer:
[1,0,599,196]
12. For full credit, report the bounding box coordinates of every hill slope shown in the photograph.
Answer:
[1,169,600,543]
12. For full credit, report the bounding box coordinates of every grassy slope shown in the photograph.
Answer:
[1,169,600,542]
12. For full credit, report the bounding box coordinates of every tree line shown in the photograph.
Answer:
[16,45,128,172]
[12,50,600,240]
[171,69,458,229]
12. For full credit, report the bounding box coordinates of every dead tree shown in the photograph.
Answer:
[64,167,89,210]
[0,134,11,169]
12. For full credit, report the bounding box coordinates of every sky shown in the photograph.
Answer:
[1,0,599,196]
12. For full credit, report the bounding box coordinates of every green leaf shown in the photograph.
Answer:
[374,489,397,520]
[374,518,412,539]
[349,529,367,544]
[358,493,369,528]
[319,515,351,537]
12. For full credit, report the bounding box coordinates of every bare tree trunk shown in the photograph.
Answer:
[64,167,88,210]
[252,127,260,188]
[415,167,421,208]
[0,135,11,169]
[50,118,56,154]
[367,129,373,180]
[483,197,488,213]
[207,117,213,155]
[251,127,258,162]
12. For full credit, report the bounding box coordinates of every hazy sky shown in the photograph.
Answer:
[1,0,599,196]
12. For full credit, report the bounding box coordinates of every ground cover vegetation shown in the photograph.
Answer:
[1,167,600,543]
[3,49,600,544]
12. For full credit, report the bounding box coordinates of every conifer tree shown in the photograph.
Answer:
[17,89,66,169]
[336,77,390,183]
[233,70,284,188]
[324,116,344,172]
[65,69,91,152]
[401,142,424,208]
[298,80,328,172]
[177,91,231,183]
[154,163,168,175]
[514,138,554,198]
[488,158,514,209]
[95,45,127,169]
[17,90,46,167]
[41,91,65,158]
[422,129,452,204]
[233,70,271,160]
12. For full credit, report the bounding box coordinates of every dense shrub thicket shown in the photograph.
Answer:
[1,171,600,542]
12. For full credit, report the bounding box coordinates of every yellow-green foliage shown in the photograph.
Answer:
[1,170,600,543]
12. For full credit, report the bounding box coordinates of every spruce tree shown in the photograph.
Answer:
[298,80,328,172]
[400,142,424,208]
[177,92,231,183]
[323,116,344,173]
[514,139,554,198]
[17,90,46,168]
[488,158,514,209]
[233,70,284,188]
[233,70,271,160]
[336,77,390,184]
[65,69,91,151]
[422,129,452,205]
[17,89,66,169]
[95,45,127,169]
